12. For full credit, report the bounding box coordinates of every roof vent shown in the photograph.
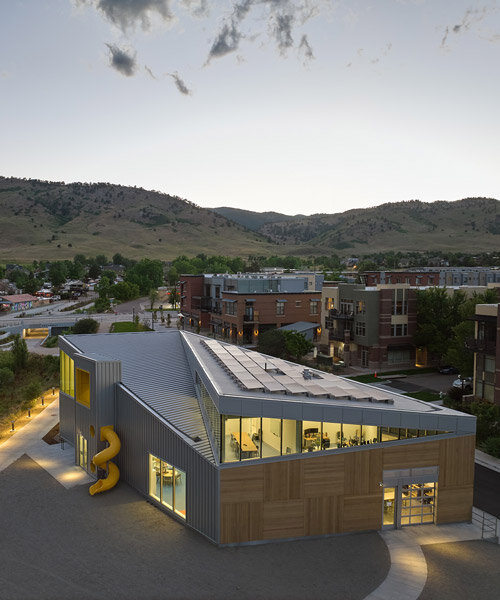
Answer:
[192,435,202,442]
[302,369,312,380]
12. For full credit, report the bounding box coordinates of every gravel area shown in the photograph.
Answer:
[420,540,500,600]
[0,455,390,600]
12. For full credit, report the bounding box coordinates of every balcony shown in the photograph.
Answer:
[466,337,497,355]
[327,309,354,321]
[244,311,259,323]
[329,330,351,342]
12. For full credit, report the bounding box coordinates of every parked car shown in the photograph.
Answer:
[452,377,473,392]
[439,366,459,374]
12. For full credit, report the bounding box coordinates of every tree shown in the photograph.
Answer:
[48,261,68,288]
[149,288,159,310]
[125,259,163,295]
[72,318,99,334]
[112,281,140,302]
[0,367,14,388]
[257,329,313,362]
[23,380,42,410]
[167,266,179,286]
[414,288,464,362]
[12,335,28,372]
[169,288,179,310]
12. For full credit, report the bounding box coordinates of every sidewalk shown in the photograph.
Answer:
[0,394,93,489]
[366,521,484,600]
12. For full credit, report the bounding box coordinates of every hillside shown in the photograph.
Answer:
[0,176,499,261]
[0,177,275,261]
[215,198,500,253]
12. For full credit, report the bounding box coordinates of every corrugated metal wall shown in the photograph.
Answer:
[59,391,75,446]
[115,385,220,543]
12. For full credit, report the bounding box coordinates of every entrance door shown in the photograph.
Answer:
[383,487,397,528]
[361,349,369,368]
[382,481,437,528]
[77,433,88,469]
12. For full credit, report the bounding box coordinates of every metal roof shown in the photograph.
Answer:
[280,321,319,333]
[64,330,215,463]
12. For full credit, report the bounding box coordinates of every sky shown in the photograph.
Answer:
[1,1,499,216]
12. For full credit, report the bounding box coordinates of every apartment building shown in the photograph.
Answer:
[320,283,416,369]
[470,303,500,405]
[363,267,500,288]
[180,273,323,344]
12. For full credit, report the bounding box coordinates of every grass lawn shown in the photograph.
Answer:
[109,321,152,333]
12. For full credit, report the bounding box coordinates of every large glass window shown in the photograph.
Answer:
[302,420,322,452]
[262,418,281,458]
[75,368,90,408]
[241,417,261,460]
[401,482,437,526]
[60,351,75,396]
[222,415,241,462]
[200,382,221,451]
[282,419,301,454]
[276,301,285,315]
[219,418,452,462]
[148,454,186,520]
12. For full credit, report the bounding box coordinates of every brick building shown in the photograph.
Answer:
[470,303,500,405]
[180,273,322,344]
[320,283,417,370]
[363,267,500,288]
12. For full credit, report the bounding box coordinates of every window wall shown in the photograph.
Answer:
[60,351,75,396]
[148,454,186,519]
[220,417,450,463]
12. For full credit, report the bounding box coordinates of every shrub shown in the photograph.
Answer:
[481,437,500,459]
[72,318,99,335]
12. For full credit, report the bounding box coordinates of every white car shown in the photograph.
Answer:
[452,377,472,392]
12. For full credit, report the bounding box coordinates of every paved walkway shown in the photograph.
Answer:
[366,522,486,600]
[0,394,93,488]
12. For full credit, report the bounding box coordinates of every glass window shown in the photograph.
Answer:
[222,416,241,462]
[391,323,408,337]
[355,322,366,336]
[174,467,186,519]
[161,462,174,510]
[262,418,281,458]
[200,382,221,451]
[241,417,261,460]
[60,351,75,396]
[380,427,399,442]
[295,300,302,308]
[322,422,340,450]
[276,301,285,315]
[356,301,366,315]
[343,423,361,446]
[149,454,161,502]
[302,421,322,452]
[75,368,90,408]
[362,425,379,445]
[148,455,186,520]
[225,301,236,316]
[282,419,301,454]
[309,301,318,315]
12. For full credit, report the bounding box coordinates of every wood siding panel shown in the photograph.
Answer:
[436,486,473,524]
[304,496,340,536]
[220,502,263,544]
[220,464,264,503]
[383,440,440,470]
[288,459,303,500]
[304,454,344,497]
[344,449,383,496]
[263,500,304,539]
[438,436,475,489]
[342,494,382,532]
[264,461,289,501]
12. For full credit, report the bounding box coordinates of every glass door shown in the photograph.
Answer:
[77,433,88,470]
[383,487,397,528]
[401,483,437,526]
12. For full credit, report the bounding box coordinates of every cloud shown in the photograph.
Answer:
[106,44,137,76]
[180,0,209,18]
[91,0,173,31]
[169,72,192,95]
[298,33,314,61]
[206,1,319,63]
[272,13,295,55]
[145,65,157,79]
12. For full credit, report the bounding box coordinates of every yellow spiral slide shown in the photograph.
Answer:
[89,425,121,496]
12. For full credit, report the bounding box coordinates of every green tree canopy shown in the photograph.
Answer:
[72,318,99,334]
[12,335,28,372]
[257,329,313,362]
